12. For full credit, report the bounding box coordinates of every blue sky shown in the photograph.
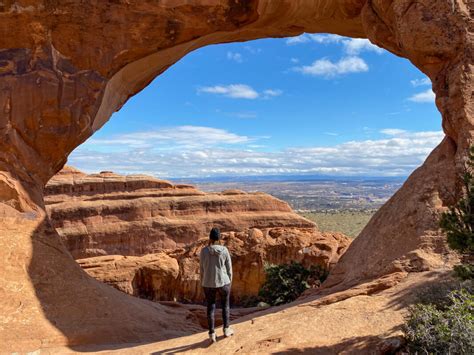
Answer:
[70,34,442,178]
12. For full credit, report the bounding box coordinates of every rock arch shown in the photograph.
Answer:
[0,0,472,351]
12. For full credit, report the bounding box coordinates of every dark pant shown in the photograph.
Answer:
[203,284,231,334]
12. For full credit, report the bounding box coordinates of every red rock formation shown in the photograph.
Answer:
[45,167,349,304]
[77,228,351,304]
[45,168,316,258]
[0,0,472,351]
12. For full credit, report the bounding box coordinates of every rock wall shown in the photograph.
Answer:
[0,0,472,351]
[45,167,316,258]
[77,228,351,304]
[45,167,350,304]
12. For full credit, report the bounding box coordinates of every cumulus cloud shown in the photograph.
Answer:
[227,51,243,63]
[286,35,311,45]
[69,128,444,178]
[85,126,252,150]
[198,84,282,100]
[263,89,283,98]
[286,34,382,78]
[294,56,369,77]
[343,38,384,55]
[380,128,407,136]
[198,84,259,99]
[408,89,435,103]
[286,34,383,55]
[306,34,342,44]
[410,77,431,87]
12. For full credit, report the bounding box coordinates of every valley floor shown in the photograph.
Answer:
[299,210,376,238]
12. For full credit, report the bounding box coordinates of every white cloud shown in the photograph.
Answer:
[343,38,384,55]
[380,128,407,136]
[410,77,431,87]
[286,34,382,78]
[286,34,383,55]
[294,56,369,77]
[286,35,310,45]
[198,84,282,100]
[290,57,299,63]
[70,128,444,178]
[198,84,259,99]
[307,34,343,44]
[263,89,283,98]
[408,89,435,103]
[227,51,243,63]
[85,126,252,150]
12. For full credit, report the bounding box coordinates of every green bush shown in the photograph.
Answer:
[404,289,474,354]
[258,262,328,306]
[414,281,465,311]
[439,145,474,279]
[238,294,261,308]
[454,264,474,281]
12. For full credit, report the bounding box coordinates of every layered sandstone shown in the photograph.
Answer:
[0,0,472,352]
[45,167,350,304]
[77,228,351,304]
[45,167,316,259]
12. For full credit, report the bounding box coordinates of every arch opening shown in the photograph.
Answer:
[48,35,444,308]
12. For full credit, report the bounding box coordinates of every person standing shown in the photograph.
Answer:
[200,227,234,343]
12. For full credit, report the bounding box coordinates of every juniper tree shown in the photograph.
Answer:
[440,146,474,279]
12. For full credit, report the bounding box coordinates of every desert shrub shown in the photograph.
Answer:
[414,281,464,311]
[404,289,474,354]
[439,146,474,279]
[258,262,328,306]
[238,295,261,308]
[454,264,474,281]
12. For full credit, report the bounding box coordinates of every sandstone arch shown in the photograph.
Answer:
[0,0,472,351]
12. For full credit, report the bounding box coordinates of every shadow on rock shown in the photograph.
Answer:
[273,333,405,355]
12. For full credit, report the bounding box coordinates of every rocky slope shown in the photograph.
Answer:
[46,167,351,304]
[45,167,318,259]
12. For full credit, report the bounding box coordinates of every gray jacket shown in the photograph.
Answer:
[199,244,232,288]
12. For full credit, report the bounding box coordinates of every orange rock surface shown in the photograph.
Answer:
[45,167,317,259]
[77,228,350,304]
[0,0,472,352]
[45,167,350,304]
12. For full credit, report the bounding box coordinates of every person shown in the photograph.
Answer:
[199,227,234,343]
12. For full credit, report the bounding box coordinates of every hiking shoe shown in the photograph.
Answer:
[209,332,217,343]
[224,327,234,337]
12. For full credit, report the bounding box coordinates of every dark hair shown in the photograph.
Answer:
[209,227,220,241]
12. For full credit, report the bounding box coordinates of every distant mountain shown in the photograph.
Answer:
[171,174,407,184]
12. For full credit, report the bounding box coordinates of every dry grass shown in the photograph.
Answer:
[299,210,376,238]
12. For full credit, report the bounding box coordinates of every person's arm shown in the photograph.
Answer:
[199,249,204,284]
[225,248,233,283]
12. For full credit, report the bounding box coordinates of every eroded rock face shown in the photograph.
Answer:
[0,0,472,351]
[46,167,349,304]
[77,228,351,304]
[45,167,315,258]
